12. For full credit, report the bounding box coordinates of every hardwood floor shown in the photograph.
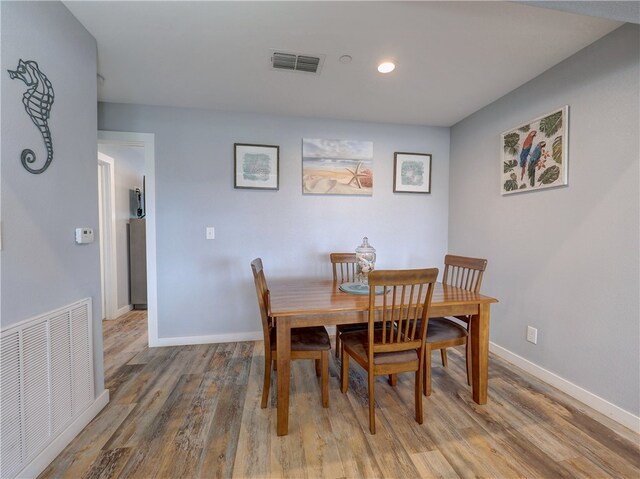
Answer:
[40,311,639,478]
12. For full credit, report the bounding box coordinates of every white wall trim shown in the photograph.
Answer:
[98,131,157,347]
[155,331,263,347]
[97,153,118,320]
[490,342,640,434]
[114,304,133,319]
[18,389,109,479]
[155,327,340,347]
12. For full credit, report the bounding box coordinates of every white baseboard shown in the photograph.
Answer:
[152,331,263,347]
[103,304,133,320]
[490,342,640,434]
[115,304,133,318]
[151,326,340,347]
[19,389,110,479]
[152,326,340,348]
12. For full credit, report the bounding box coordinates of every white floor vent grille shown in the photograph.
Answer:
[0,298,93,479]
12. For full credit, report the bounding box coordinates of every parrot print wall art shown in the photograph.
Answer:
[501,106,568,195]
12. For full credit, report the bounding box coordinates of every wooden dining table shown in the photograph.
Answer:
[268,278,498,436]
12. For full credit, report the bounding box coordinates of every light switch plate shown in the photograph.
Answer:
[75,228,94,244]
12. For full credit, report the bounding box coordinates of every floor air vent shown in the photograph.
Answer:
[271,51,325,74]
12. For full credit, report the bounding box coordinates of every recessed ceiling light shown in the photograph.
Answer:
[377,62,395,73]
[339,55,353,64]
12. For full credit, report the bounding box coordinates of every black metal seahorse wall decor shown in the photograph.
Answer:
[7,59,55,174]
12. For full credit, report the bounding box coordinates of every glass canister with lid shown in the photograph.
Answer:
[355,236,376,285]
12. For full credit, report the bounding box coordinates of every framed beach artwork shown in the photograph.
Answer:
[393,152,431,193]
[234,143,279,190]
[501,105,568,195]
[302,138,373,195]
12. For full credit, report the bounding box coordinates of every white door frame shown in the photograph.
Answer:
[97,131,158,346]
[97,153,118,320]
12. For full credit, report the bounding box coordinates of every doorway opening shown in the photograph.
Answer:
[97,131,158,346]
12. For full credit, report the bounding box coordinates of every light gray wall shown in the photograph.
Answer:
[1,1,104,391]
[98,104,450,339]
[449,24,639,415]
[98,144,145,311]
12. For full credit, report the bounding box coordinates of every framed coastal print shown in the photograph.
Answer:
[302,138,373,195]
[501,105,568,195]
[393,152,431,193]
[234,143,279,190]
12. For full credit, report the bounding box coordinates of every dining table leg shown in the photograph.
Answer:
[470,303,490,404]
[276,317,291,436]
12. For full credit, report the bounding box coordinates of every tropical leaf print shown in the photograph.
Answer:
[539,111,562,138]
[552,136,562,164]
[504,178,518,191]
[518,125,531,133]
[504,159,517,173]
[503,132,520,155]
[538,165,560,184]
[503,172,519,192]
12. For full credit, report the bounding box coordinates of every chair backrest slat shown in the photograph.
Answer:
[331,253,357,283]
[443,254,487,293]
[368,268,438,355]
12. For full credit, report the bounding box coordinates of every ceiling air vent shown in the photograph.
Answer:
[270,50,325,74]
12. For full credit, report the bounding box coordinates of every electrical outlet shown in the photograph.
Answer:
[206,226,215,240]
[526,326,538,344]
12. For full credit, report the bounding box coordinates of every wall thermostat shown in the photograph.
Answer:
[75,228,94,244]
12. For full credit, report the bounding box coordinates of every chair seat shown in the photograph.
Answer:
[341,329,419,365]
[427,317,468,343]
[337,323,368,334]
[270,326,331,352]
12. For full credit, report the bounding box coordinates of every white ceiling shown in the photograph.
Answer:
[63,1,627,127]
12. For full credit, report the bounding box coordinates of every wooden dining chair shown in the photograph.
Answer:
[340,268,438,434]
[251,258,331,409]
[331,253,366,358]
[423,254,488,396]
[331,252,357,283]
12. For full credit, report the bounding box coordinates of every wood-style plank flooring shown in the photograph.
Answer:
[40,311,639,478]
